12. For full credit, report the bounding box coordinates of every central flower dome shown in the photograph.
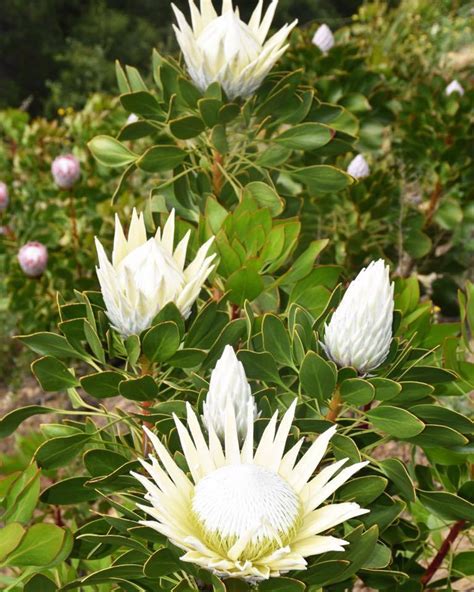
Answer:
[192,463,301,560]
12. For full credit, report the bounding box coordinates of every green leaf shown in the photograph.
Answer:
[340,378,375,405]
[0,523,25,562]
[167,348,206,368]
[299,352,337,403]
[142,321,181,362]
[378,458,416,502]
[143,548,181,578]
[198,98,221,127]
[402,366,457,383]
[290,165,353,192]
[369,378,402,401]
[137,145,187,172]
[339,476,387,505]
[226,265,264,306]
[2,523,71,567]
[417,490,474,522]
[16,332,79,359]
[410,404,473,434]
[259,578,305,591]
[84,449,130,477]
[35,434,91,470]
[118,375,158,401]
[41,478,99,504]
[262,314,293,367]
[275,122,332,150]
[88,135,137,167]
[0,406,55,438]
[1,464,41,524]
[243,182,284,216]
[32,357,80,392]
[237,350,281,385]
[453,551,474,576]
[81,371,123,399]
[24,574,57,592]
[169,115,205,139]
[366,406,425,437]
[406,424,468,448]
[203,318,247,369]
[120,91,162,118]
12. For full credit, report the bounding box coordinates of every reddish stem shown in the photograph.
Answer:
[425,181,442,226]
[211,151,224,198]
[230,304,240,320]
[54,505,64,527]
[420,520,465,587]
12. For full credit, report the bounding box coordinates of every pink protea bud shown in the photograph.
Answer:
[0,182,9,211]
[51,154,81,189]
[18,241,48,277]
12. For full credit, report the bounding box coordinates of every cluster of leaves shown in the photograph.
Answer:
[0,95,144,379]
[1,249,473,590]
[0,1,472,591]
[281,0,473,309]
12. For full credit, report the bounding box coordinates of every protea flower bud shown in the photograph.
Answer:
[0,182,9,211]
[51,154,81,189]
[202,345,258,440]
[322,259,394,374]
[95,209,215,337]
[445,79,464,97]
[126,113,139,124]
[312,24,334,53]
[172,0,297,99]
[347,154,370,179]
[18,241,48,277]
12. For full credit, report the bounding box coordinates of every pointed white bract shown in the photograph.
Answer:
[132,396,368,581]
[51,154,81,189]
[0,182,9,211]
[322,259,394,373]
[18,241,48,277]
[202,345,258,440]
[445,79,464,97]
[172,0,297,99]
[312,24,334,53]
[95,209,215,337]
[126,113,139,124]
[347,154,370,179]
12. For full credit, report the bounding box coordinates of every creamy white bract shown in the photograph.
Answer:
[312,24,334,53]
[323,259,394,373]
[132,399,368,581]
[347,154,370,179]
[95,209,215,337]
[172,0,297,99]
[202,345,258,440]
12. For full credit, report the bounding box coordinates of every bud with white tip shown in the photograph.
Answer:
[51,154,81,189]
[0,182,9,211]
[312,24,334,53]
[445,80,464,97]
[18,241,48,277]
[202,345,258,440]
[172,0,297,100]
[347,154,370,179]
[95,209,215,337]
[322,259,394,373]
[126,113,139,125]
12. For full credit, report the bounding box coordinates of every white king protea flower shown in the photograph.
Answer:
[0,182,9,211]
[347,154,370,179]
[172,0,297,99]
[95,209,215,337]
[323,259,394,374]
[312,24,334,53]
[445,79,464,97]
[132,398,368,581]
[202,345,258,440]
[51,154,81,189]
[18,241,48,277]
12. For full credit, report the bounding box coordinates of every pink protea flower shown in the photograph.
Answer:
[51,154,81,189]
[18,242,48,277]
[0,182,9,211]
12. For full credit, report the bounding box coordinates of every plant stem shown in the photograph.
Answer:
[69,194,82,276]
[325,387,341,422]
[420,519,465,587]
[230,303,240,320]
[425,180,442,226]
[140,357,154,456]
[211,151,224,197]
